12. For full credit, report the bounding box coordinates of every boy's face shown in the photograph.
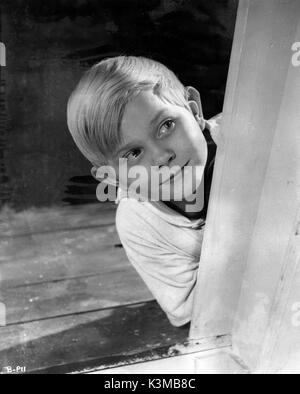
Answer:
[109,90,208,201]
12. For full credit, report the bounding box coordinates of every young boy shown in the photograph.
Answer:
[67,56,222,327]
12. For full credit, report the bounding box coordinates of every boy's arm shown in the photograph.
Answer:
[116,200,200,327]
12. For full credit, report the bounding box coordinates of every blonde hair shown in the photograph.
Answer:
[67,56,189,167]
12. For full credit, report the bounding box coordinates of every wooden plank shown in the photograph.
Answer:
[230,4,300,370]
[0,201,128,288]
[190,0,300,343]
[0,203,116,238]
[0,301,190,374]
[190,0,252,340]
[0,225,125,288]
[258,228,300,373]
[232,210,300,372]
[0,262,153,325]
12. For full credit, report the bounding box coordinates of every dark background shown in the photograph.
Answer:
[0,0,238,210]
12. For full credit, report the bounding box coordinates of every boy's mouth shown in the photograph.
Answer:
[159,160,191,186]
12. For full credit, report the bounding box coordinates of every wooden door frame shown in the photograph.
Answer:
[190,0,300,374]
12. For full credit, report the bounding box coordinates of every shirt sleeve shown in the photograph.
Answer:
[116,199,201,327]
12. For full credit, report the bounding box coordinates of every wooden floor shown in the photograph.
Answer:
[0,203,190,374]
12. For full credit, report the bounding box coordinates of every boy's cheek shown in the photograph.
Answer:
[194,135,208,165]
[118,165,151,191]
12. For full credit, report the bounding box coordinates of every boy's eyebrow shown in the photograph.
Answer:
[149,109,169,128]
[114,142,134,158]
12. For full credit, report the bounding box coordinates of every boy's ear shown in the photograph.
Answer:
[186,86,204,118]
[186,86,205,131]
[91,166,98,181]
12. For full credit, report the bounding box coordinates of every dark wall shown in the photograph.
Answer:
[0,0,238,210]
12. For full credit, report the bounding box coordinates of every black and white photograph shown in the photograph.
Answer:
[0,0,299,376]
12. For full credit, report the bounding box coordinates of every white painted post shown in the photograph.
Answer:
[190,0,300,373]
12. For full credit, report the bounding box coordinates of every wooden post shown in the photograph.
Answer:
[190,0,300,372]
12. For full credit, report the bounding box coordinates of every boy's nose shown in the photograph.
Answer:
[152,148,176,168]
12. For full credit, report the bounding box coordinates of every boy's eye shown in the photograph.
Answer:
[158,119,176,138]
[123,148,142,161]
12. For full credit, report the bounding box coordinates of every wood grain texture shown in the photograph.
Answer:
[0,226,124,287]
[0,203,116,238]
[0,204,127,288]
[0,205,154,324]
[0,301,189,374]
[190,0,300,340]
[257,215,300,373]
[191,0,300,373]
[0,265,153,325]
[231,3,300,370]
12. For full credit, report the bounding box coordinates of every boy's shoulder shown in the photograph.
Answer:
[116,188,199,232]
[116,197,153,234]
[116,191,203,239]
[116,193,203,262]
[115,197,176,253]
